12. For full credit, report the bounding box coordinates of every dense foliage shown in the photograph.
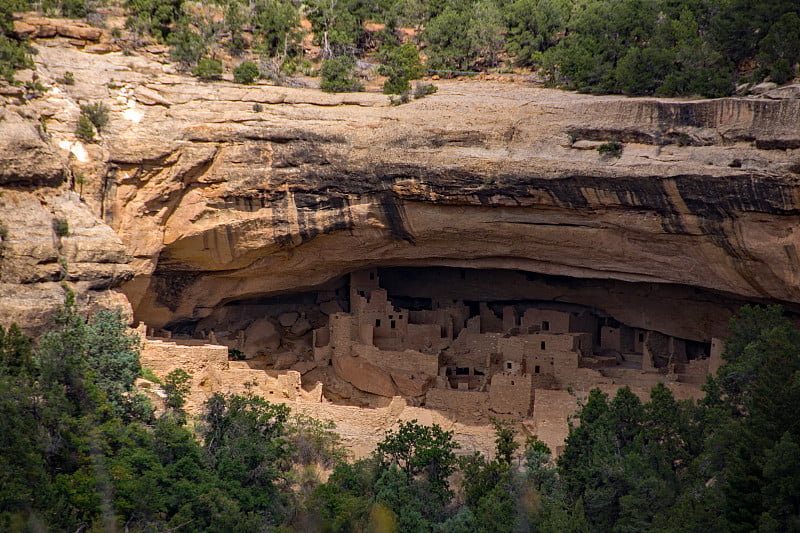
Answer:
[3,0,799,93]
[2,293,799,532]
[0,0,31,81]
[127,0,794,95]
[0,298,345,531]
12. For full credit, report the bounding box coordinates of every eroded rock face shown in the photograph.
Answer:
[102,77,800,334]
[0,190,133,335]
[3,42,800,340]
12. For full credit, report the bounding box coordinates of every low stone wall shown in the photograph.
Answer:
[425,388,488,420]
[353,343,440,376]
[140,338,322,411]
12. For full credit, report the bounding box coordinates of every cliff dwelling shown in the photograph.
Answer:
[139,266,728,441]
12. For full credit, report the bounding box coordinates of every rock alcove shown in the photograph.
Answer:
[146,266,750,408]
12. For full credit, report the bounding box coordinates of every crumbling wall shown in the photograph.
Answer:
[139,338,323,411]
[425,388,488,420]
[708,337,724,375]
[402,323,447,354]
[140,338,229,374]
[521,309,571,333]
[489,372,533,416]
[644,331,688,369]
[219,368,322,402]
[479,303,503,333]
[447,330,503,368]
[531,389,579,455]
[352,343,440,376]
[526,349,583,386]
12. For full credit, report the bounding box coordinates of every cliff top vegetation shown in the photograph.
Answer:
[1,0,798,97]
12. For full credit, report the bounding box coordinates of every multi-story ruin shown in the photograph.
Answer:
[135,267,722,455]
[308,269,722,418]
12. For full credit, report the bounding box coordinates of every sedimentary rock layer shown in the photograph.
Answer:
[2,43,800,337]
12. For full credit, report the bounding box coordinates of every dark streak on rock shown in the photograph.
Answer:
[379,193,415,244]
[152,270,200,312]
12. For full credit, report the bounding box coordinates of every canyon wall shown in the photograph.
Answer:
[2,39,800,341]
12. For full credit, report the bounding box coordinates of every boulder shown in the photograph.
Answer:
[56,23,104,41]
[85,43,117,54]
[391,372,434,397]
[751,82,778,95]
[291,360,317,375]
[133,86,172,106]
[763,84,800,100]
[278,311,299,327]
[243,317,281,357]
[290,317,312,336]
[333,354,395,397]
[319,300,342,315]
[273,352,299,370]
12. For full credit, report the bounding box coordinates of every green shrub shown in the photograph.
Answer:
[228,347,246,360]
[0,33,32,82]
[422,8,474,71]
[505,0,569,67]
[320,56,363,93]
[252,103,263,112]
[24,80,46,97]
[52,218,69,237]
[390,91,410,105]
[140,366,161,384]
[79,102,109,132]
[598,141,623,157]
[414,82,437,99]
[379,42,424,95]
[163,368,192,411]
[769,58,794,85]
[42,0,87,18]
[233,61,260,84]
[75,114,95,142]
[57,71,75,85]
[192,57,223,80]
[168,25,207,67]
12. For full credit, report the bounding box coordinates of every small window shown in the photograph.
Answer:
[534,365,540,374]
[399,315,403,319]
[542,320,550,331]
[391,320,396,329]
[376,319,381,327]
[639,333,644,342]
[389,315,393,319]
[506,362,512,369]
[541,341,546,350]
[358,290,365,297]
[511,380,515,386]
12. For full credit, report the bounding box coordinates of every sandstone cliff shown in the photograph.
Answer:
[2,35,800,340]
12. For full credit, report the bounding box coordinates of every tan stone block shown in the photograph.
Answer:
[279,312,299,327]
[290,318,312,336]
[243,317,281,356]
[333,355,395,397]
[291,360,317,375]
[319,300,342,315]
[391,372,434,397]
[273,352,298,370]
